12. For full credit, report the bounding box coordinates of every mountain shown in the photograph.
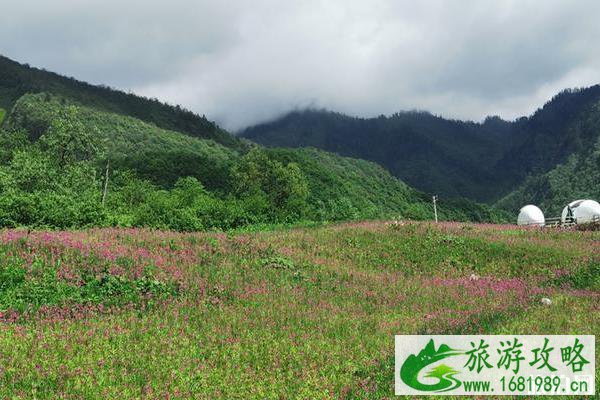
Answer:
[242,109,511,201]
[0,90,507,230]
[4,92,237,191]
[496,100,600,215]
[0,54,510,229]
[241,86,600,211]
[0,55,239,148]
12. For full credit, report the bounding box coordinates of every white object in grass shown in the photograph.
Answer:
[469,273,480,282]
[541,297,552,306]
[517,205,545,226]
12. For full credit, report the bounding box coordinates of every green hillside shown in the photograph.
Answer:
[496,101,600,215]
[265,147,507,223]
[242,109,510,201]
[6,93,237,191]
[0,92,506,230]
[0,55,239,148]
[241,86,600,207]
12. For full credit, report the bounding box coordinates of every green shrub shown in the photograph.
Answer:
[0,249,179,313]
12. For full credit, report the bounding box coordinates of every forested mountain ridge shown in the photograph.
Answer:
[496,100,600,215]
[0,55,240,148]
[495,85,600,184]
[4,93,237,191]
[0,91,508,229]
[241,85,600,208]
[242,109,513,201]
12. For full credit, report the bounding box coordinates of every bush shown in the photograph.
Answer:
[232,148,310,222]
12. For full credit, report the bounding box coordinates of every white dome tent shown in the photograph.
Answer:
[517,205,545,226]
[560,199,600,224]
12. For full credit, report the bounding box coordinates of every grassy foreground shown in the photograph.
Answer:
[0,222,597,399]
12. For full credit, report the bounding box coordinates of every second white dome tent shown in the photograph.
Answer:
[561,200,600,224]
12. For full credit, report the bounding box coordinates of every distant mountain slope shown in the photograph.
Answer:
[495,86,600,184]
[263,147,508,222]
[0,55,239,148]
[242,110,511,201]
[241,86,600,206]
[496,101,600,215]
[5,92,237,190]
[0,92,507,225]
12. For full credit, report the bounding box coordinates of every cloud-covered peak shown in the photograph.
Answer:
[2,0,599,130]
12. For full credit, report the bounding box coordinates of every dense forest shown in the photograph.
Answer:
[0,55,239,148]
[496,100,600,215]
[0,89,508,231]
[242,86,600,212]
[5,53,594,228]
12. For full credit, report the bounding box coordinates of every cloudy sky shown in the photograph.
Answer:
[1,0,599,131]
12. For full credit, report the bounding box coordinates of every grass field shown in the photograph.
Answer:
[0,221,597,398]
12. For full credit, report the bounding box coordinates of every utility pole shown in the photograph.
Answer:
[432,195,438,223]
[101,159,110,205]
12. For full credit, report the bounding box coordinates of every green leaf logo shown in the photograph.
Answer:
[400,339,464,392]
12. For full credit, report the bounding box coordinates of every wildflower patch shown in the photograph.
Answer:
[0,239,180,319]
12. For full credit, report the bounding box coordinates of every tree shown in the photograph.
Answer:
[231,148,309,220]
[0,128,29,164]
[172,176,208,207]
[38,105,103,166]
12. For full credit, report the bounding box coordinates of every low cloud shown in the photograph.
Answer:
[1,0,600,130]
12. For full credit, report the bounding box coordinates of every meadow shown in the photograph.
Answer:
[0,221,597,399]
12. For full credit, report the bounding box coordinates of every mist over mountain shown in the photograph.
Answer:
[5,1,600,131]
[0,54,508,229]
[1,51,598,221]
[241,85,600,211]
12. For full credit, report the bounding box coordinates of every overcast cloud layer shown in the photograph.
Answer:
[1,0,600,130]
